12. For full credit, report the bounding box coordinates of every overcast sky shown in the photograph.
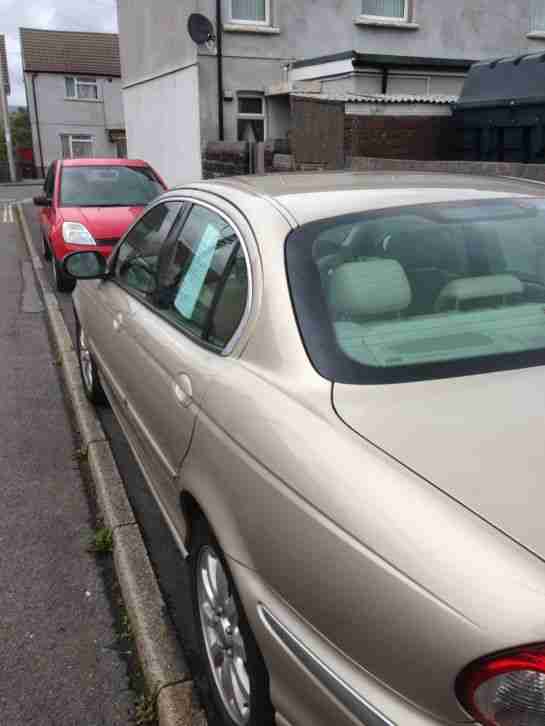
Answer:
[1,0,118,107]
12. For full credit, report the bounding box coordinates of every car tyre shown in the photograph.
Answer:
[42,235,52,260]
[75,316,107,406]
[189,515,275,726]
[52,255,76,293]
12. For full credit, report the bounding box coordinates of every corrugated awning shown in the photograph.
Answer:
[292,92,458,105]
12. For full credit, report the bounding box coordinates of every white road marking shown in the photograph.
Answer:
[0,201,16,224]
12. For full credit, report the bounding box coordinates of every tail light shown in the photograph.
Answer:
[456,644,545,726]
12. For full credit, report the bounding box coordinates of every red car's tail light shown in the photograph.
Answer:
[457,644,545,726]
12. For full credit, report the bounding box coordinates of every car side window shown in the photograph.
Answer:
[155,204,249,348]
[115,202,182,297]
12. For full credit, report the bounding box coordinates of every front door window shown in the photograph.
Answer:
[115,202,182,296]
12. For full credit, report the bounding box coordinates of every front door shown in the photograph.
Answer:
[40,162,56,241]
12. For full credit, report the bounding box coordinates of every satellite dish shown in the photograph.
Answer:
[187,13,215,45]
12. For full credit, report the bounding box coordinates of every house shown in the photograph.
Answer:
[0,35,10,96]
[116,0,545,185]
[21,28,126,177]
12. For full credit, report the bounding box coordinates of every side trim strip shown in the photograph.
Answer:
[258,606,397,726]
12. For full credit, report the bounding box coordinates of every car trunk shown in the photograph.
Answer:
[333,364,545,560]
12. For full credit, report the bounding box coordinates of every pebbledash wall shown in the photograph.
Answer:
[116,0,545,186]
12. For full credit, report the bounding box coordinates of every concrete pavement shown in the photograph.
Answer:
[0,210,135,724]
[18,204,204,725]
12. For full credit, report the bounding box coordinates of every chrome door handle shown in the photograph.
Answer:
[113,313,123,332]
[173,374,192,407]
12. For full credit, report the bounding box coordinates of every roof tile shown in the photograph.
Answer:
[20,28,120,77]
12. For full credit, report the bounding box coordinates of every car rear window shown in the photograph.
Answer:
[285,197,545,383]
[60,165,164,207]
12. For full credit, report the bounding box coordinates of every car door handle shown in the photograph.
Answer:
[113,313,124,332]
[173,374,192,407]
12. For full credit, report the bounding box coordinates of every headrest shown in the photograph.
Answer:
[328,259,412,318]
[435,274,523,311]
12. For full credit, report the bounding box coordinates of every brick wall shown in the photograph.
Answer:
[345,115,461,162]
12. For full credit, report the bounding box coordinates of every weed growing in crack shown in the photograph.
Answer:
[135,691,157,725]
[89,527,113,555]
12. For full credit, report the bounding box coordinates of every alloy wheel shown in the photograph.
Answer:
[197,545,251,725]
[79,327,94,393]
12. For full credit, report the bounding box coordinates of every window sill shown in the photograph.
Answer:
[65,97,102,103]
[223,23,280,34]
[354,16,419,30]
[527,31,545,39]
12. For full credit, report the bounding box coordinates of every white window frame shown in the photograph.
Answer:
[60,134,94,159]
[229,0,270,26]
[237,93,267,141]
[65,76,100,101]
[360,0,408,22]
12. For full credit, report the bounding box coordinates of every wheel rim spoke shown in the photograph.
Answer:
[79,329,94,391]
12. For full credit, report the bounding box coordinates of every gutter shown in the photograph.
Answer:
[31,73,45,177]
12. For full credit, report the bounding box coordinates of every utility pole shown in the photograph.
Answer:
[0,53,16,182]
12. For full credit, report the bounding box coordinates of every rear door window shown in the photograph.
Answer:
[155,204,249,349]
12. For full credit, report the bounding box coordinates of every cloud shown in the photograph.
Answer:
[1,0,118,106]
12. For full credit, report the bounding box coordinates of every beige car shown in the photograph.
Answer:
[66,172,545,726]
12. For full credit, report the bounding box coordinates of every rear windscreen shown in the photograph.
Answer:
[285,197,545,383]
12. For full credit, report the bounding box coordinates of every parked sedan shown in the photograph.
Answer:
[34,158,165,292]
[65,172,545,726]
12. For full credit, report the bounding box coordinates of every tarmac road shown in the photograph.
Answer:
[0,202,135,724]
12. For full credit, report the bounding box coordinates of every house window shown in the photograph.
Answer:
[230,0,269,25]
[531,1,545,31]
[237,94,266,142]
[65,76,99,100]
[361,0,407,20]
[60,134,94,159]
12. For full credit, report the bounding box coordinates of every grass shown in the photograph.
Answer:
[135,691,157,725]
[89,526,114,555]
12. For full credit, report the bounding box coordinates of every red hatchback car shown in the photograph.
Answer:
[35,158,166,291]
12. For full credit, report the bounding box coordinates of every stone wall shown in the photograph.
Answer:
[202,141,250,179]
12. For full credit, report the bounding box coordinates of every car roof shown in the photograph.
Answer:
[60,158,150,167]
[171,171,545,225]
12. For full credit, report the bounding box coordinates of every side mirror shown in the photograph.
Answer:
[63,251,107,280]
[33,195,51,207]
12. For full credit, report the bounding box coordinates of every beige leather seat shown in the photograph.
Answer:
[328,258,412,321]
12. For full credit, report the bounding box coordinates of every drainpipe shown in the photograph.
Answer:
[31,73,45,178]
[381,67,389,95]
[0,59,16,181]
[216,0,225,140]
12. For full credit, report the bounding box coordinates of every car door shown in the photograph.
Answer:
[115,201,251,521]
[41,162,56,240]
[84,201,183,417]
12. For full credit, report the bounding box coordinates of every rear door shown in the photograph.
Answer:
[115,201,251,519]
